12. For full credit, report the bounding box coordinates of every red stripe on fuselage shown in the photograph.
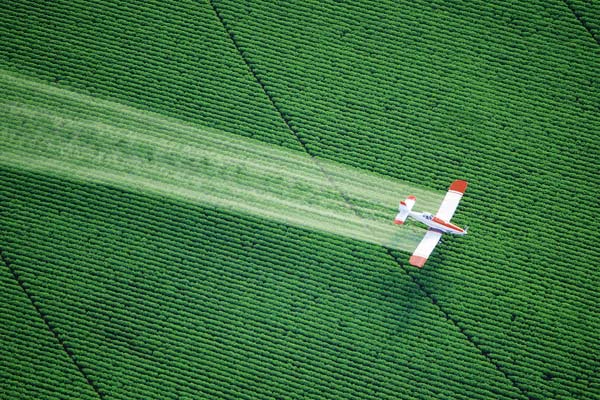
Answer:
[432,216,464,233]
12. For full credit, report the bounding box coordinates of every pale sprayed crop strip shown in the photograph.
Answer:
[0,70,442,252]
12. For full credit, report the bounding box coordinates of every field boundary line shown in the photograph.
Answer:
[0,249,105,400]
[385,249,535,400]
[208,2,533,399]
[563,0,600,45]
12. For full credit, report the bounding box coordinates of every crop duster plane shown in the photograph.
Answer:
[394,180,468,268]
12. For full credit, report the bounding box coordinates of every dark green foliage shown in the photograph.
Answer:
[565,0,600,43]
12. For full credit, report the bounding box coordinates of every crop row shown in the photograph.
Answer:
[1,170,475,354]
[2,0,599,398]
[213,0,598,182]
[223,0,597,104]
[4,165,596,346]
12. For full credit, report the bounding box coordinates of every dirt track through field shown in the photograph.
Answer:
[0,70,444,252]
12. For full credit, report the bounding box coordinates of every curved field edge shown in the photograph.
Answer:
[564,0,600,43]
[0,250,99,399]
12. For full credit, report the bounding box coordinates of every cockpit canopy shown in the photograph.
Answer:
[423,213,433,220]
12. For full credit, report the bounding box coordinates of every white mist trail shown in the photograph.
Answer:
[0,70,443,252]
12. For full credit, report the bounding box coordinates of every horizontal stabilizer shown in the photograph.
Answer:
[394,195,416,224]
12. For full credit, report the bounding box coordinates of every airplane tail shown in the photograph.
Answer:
[394,195,416,225]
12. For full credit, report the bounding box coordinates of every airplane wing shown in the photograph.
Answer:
[409,229,443,268]
[435,180,468,221]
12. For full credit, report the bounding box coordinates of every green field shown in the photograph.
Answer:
[1,1,599,399]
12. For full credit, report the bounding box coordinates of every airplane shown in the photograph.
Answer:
[394,180,468,268]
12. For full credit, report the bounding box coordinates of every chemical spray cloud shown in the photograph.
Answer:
[0,70,443,252]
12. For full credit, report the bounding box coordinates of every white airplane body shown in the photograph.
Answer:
[394,180,468,268]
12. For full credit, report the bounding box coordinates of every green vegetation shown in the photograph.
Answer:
[1,1,599,400]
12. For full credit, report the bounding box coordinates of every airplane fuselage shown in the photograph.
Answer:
[394,179,468,268]
[409,212,466,235]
